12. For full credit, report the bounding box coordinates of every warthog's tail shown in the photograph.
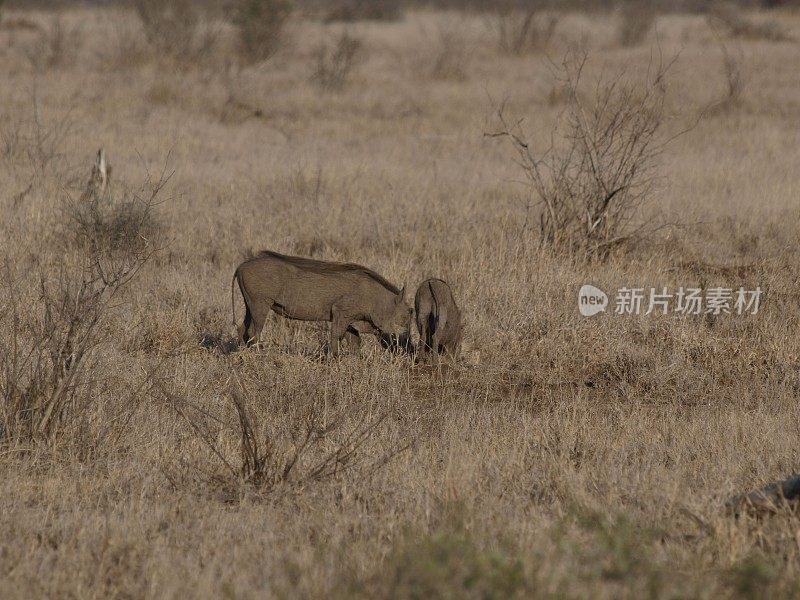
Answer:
[428,279,440,321]
[426,279,440,348]
[231,270,238,328]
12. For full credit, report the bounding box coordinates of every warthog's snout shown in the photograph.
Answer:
[380,331,414,354]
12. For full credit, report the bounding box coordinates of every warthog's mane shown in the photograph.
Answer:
[256,250,401,294]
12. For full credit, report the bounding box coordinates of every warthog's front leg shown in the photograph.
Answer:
[328,307,352,358]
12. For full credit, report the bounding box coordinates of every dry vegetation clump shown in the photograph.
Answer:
[0,89,74,190]
[716,38,746,112]
[323,0,403,23]
[134,0,218,62]
[705,17,748,114]
[707,2,794,42]
[24,14,82,71]
[489,3,559,55]
[233,0,294,64]
[100,18,150,71]
[617,1,656,47]
[311,30,363,90]
[345,525,527,598]
[427,19,472,81]
[165,371,408,499]
[488,51,676,258]
[64,161,165,265]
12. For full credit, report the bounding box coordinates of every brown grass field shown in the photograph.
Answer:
[2,2,800,598]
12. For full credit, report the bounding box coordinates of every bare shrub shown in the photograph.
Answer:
[134,0,217,62]
[617,2,656,47]
[707,3,793,42]
[489,5,559,55]
[487,50,678,258]
[233,0,293,64]
[323,0,402,23]
[25,15,82,71]
[64,151,166,263]
[168,371,409,497]
[311,31,363,91]
[0,88,73,177]
[0,153,167,448]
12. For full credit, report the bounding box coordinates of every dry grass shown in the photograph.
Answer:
[489,6,560,55]
[311,30,363,90]
[708,3,795,42]
[1,4,800,599]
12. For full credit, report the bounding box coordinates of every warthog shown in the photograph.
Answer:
[415,278,462,358]
[232,251,412,356]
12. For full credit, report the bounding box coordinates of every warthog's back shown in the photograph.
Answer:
[236,251,400,322]
[255,250,400,293]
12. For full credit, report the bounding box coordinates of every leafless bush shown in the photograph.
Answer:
[311,31,363,91]
[24,15,82,70]
[63,150,166,263]
[169,371,409,496]
[233,0,293,64]
[0,154,167,448]
[489,6,559,55]
[487,50,679,258]
[323,0,402,23]
[617,2,656,47]
[134,0,218,62]
[0,88,73,177]
[707,3,793,42]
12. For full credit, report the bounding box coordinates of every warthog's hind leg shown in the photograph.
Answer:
[238,304,254,347]
[239,301,269,347]
[432,307,448,355]
[418,312,432,355]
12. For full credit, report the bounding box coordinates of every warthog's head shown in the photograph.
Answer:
[375,286,413,353]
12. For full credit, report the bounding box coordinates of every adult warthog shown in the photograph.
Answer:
[232,251,413,356]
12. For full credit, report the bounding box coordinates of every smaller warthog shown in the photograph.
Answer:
[232,251,412,356]
[415,278,462,358]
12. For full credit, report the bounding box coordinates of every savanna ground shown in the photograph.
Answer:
[1,1,800,597]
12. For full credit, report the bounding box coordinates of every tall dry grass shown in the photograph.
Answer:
[1,4,800,598]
